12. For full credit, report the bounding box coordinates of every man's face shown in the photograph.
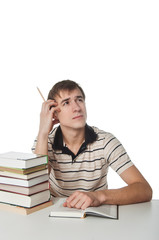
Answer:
[55,88,87,130]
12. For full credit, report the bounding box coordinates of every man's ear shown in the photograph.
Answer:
[54,111,59,120]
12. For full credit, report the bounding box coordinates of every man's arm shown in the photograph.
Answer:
[34,100,60,155]
[34,132,49,155]
[100,165,152,205]
[63,165,152,209]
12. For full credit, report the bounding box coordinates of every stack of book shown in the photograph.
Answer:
[0,151,52,215]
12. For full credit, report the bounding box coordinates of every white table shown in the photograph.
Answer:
[0,200,159,240]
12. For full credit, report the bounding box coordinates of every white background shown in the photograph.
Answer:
[0,1,158,199]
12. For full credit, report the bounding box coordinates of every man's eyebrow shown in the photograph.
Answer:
[76,95,83,99]
[60,95,83,104]
[60,97,70,104]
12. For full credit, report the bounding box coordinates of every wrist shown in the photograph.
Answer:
[93,190,108,205]
[35,131,49,156]
[38,129,49,139]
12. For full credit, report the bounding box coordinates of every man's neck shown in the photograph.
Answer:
[60,126,85,155]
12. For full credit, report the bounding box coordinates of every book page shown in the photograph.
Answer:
[49,198,84,218]
[85,204,118,219]
[0,152,39,160]
[49,198,117,219]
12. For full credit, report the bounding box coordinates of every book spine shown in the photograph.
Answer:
[46,155,48,164]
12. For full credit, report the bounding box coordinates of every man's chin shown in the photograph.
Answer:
[71,122,86,129]
[61,121,86,130]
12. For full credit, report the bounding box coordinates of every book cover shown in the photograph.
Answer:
[0,174,49,187]
[0,151,48,169]
[0,181,50,195]
[0,164,48,174]
[0,168,49,180]
[0,200,53,215]
[0,189,51,208]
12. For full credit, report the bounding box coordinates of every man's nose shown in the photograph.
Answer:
[72,100,80,111]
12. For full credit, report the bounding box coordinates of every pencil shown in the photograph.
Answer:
[37,87,46,102]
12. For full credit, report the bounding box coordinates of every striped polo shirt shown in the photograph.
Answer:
[32,125,133,197]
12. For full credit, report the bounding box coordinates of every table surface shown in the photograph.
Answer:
[0,199,159,240]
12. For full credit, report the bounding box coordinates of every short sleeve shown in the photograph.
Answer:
[103,133,134,175]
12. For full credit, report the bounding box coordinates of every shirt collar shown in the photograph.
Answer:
[52,124,97,151]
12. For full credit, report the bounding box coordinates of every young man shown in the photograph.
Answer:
[32,80,152,210]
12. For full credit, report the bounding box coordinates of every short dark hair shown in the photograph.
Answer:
[47,80,85,100]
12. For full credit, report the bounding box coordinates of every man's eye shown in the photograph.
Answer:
[63,101,69,106]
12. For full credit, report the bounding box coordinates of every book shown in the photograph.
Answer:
[0,164,48,175]
[0,189,51,208]
[0,200,53,215]
[0,181,50,195]
[0,168,48,180]
[0,174,49,187]
[49,198,118,219]
[0,151,48,169]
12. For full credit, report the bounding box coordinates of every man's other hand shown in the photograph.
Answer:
[63,191,102,210]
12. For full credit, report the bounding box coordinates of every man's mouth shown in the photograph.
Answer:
[72,115,83,120]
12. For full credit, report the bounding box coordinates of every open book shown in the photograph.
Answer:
[49,198,118,219]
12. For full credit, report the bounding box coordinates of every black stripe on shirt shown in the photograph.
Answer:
[51,137,116,155]
[53,163,107,174]
[116,160,132,173]
[51,188,69,197]
[109,152,127,166]
[103,137,116,149]
[97,137,105,142]
[84,137,116,154]
[52,173,107,183]
[107,144,122,162]
[50,178,106,192]
[49,157,105,165]
[49,127,57,135]
[94,183,107,191]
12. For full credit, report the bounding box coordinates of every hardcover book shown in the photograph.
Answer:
[0,200,53,215]
[0,168,48,180]
[0,151,48,169]
[0,174,49,187]
[0,189,51,208]
[0,181,50,195]
[0,164,48,174]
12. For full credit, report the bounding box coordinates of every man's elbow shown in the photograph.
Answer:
[147,186,153,201]
[143,182,153,202]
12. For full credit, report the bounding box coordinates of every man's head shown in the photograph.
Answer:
[48,80,87,131]
[47,80,85,101]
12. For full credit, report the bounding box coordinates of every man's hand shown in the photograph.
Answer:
[62,166,152,208]
[39,100,61,135]
[34,100,61,156]
[63,191,102,210]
